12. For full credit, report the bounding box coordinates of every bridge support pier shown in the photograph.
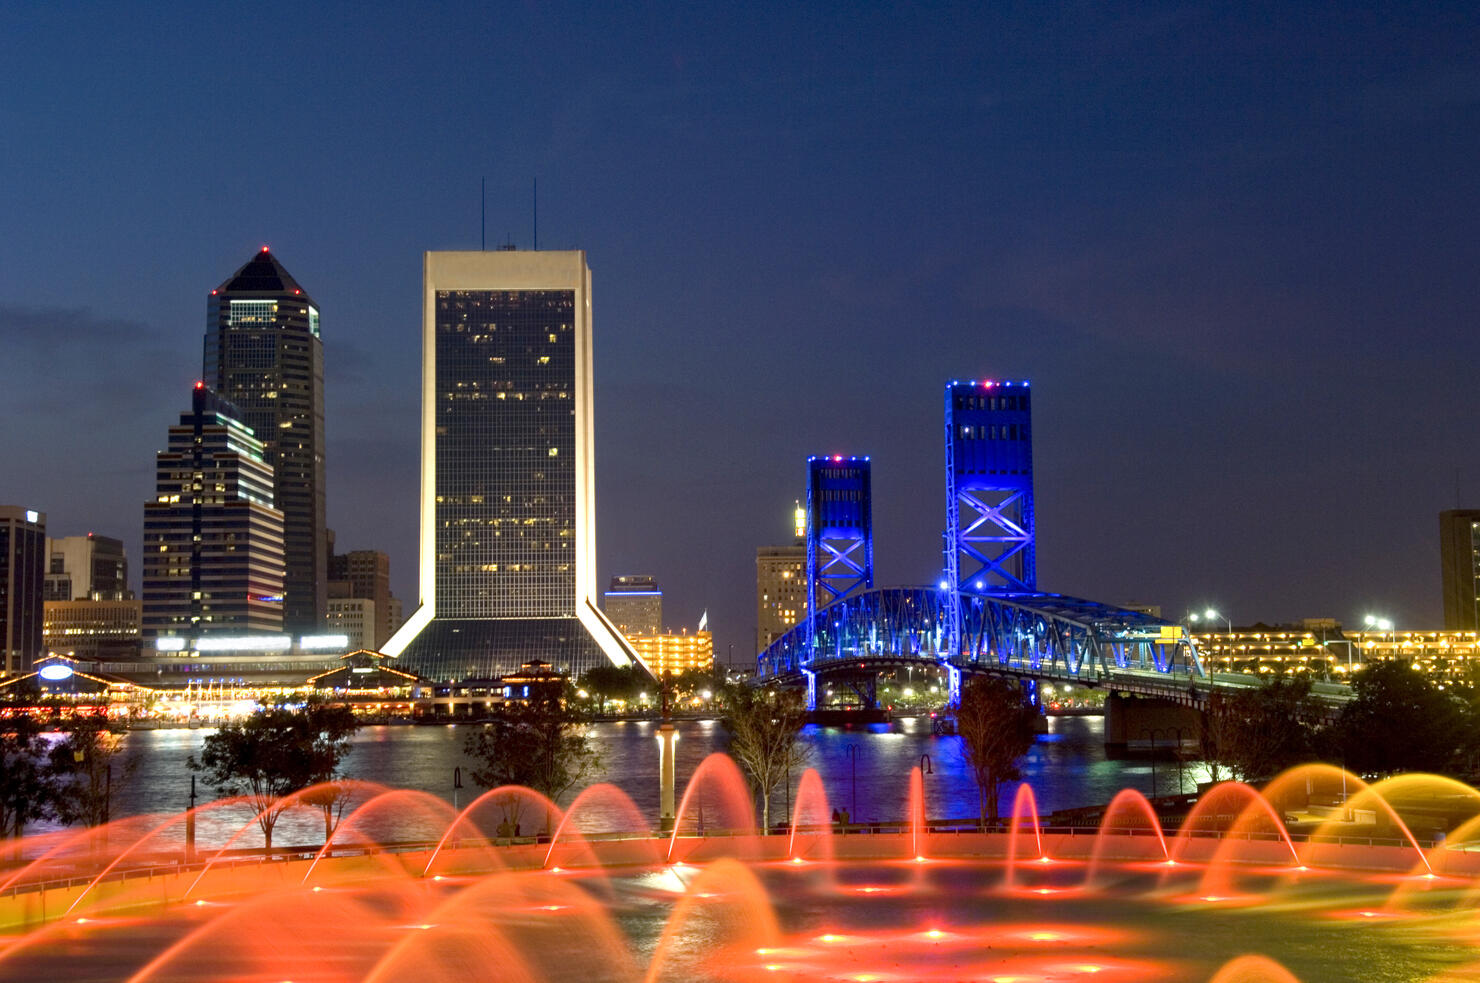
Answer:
[1103,693,1204,755]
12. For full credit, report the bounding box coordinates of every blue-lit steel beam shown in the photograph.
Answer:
[757,586,1204,690]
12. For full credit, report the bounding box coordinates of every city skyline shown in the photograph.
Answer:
[3,2,1479,659]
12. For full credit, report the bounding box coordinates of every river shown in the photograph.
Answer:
[58,715,1206,850]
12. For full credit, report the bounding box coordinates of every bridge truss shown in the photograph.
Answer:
[757,586,1204,699]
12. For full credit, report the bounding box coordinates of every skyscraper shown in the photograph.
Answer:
[756,504,808,656]
[0,506,46,675]
[142,384,285,638]
[383,250,644,680]
[1440,509,1480,630]
[204,248,326,633]
[603,575,663,637]
[43,533,129,601]
[328,549,396,648]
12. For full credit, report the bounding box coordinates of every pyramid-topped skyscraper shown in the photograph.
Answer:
[204,247,326,634]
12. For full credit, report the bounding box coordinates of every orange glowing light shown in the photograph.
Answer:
[925,928,945,939]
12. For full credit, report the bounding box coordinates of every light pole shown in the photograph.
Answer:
[1362,615,1394,666]
[918,753,933,826]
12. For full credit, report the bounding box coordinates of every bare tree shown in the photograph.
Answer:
[190,699,360,851]
[49,713,137,827]
[722,685,809,830]
[956,675,1039,825]
[463,695,602,834]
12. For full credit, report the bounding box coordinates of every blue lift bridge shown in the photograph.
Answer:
[759,380,1202,709]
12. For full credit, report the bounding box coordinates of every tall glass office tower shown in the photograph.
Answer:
[141,385,285,638]
[204,248,326,634]
[383,250,644,680]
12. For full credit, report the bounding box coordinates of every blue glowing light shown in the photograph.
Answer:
[39,664,74,681]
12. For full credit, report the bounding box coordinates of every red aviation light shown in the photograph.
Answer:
[194,381,205,390]
[261,245,270,253]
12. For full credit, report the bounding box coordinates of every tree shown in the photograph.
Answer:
[48,713,136,827]
[1204,677,1321,783]
[462,696,601,832]
[576,664,645,713]
[189,699,360,850]
[1334,660,1462,777]
[0,716,59,838]
[721,685,809,830]
[955,675,1039,825]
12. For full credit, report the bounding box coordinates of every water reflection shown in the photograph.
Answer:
[83,714,1196,847]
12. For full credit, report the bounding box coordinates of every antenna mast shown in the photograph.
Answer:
[480,177,486,251]
[533,177,538,251]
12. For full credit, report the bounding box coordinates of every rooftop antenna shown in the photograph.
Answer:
[480,177,486,251]
[533,177,538,251]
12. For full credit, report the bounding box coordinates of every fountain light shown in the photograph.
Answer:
[924,928,945,939]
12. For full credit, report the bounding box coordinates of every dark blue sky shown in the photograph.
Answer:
[3,2,1478,659]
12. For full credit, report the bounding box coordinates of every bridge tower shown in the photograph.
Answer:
[804,455,874,709]
[943,379,1036,702]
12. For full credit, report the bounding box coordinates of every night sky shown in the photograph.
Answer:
[3,2,1478,662]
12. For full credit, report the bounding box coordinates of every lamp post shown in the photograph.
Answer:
[918,753,933,826]
[186,774,197,863]
[453,766,464,811]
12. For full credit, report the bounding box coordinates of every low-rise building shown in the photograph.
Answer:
[43,598,142,660]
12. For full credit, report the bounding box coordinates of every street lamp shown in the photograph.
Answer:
[918,754,933,826]
[1203,609,1231,632]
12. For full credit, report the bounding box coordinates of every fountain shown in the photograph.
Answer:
[2,757,1479,981]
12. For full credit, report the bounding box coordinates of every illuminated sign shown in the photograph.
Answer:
[39,665,74,681]
[351,667,375,674]
[25,510,38,524]
[195,635,292,652]
[299,634,350,650]
[156,637,187,651]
